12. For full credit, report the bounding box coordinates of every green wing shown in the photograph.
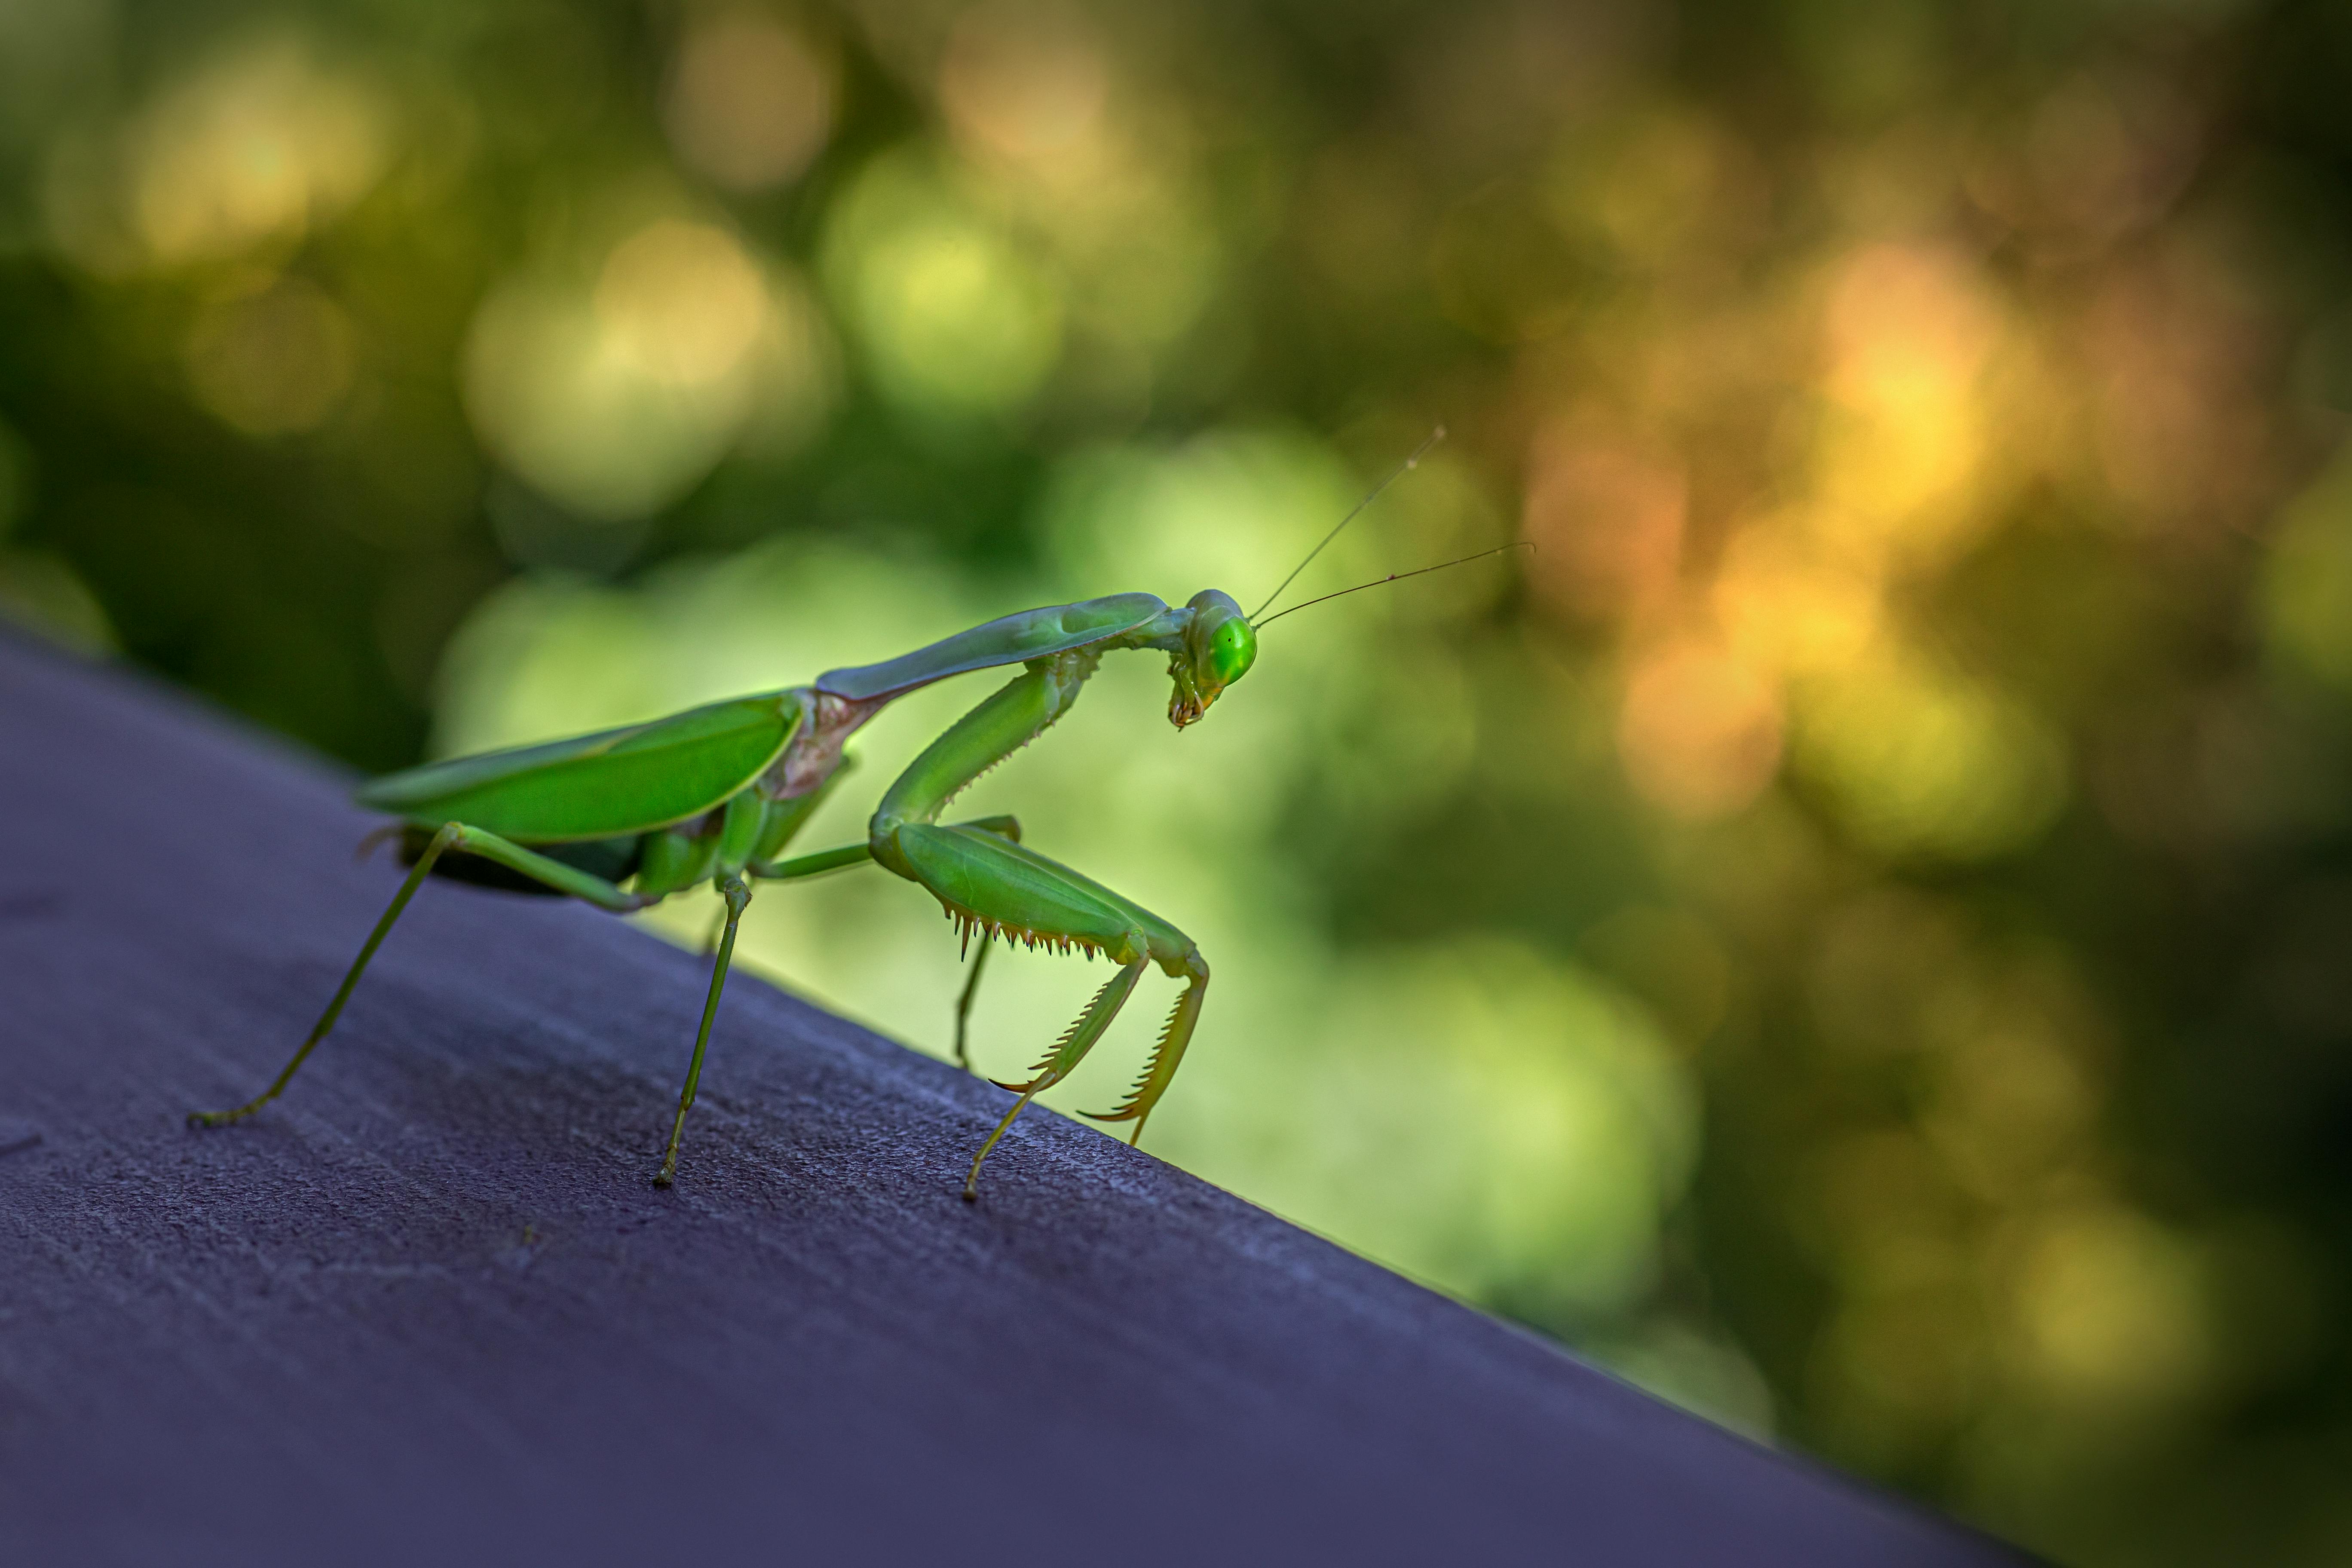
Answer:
[356,692,803,842]
[816,594,1170,702]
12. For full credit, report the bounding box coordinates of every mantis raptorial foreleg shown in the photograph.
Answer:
[964,954,1148,1197]
[1079,949,1209,1142]
[879,822,1210,1195]
[190,822,654,1128]
[859,656,1215,1194]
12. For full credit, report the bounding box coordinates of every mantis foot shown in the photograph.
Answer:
[187,1099,269,1129]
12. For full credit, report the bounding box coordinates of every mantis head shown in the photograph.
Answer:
[1167,589,1256,729]
[1164,428,1512,730]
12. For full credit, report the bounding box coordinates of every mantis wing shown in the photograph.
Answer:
[816,594,1170,702]
[356,692,802,842]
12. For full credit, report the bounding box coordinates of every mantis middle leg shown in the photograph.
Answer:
[656,872,749,1187]
[747,815,1023,1069]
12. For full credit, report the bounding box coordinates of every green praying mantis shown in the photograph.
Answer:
[192,432,1513,1197]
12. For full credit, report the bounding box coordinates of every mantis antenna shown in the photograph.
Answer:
[1252,542,1532,629]
[1251,425,1448,622]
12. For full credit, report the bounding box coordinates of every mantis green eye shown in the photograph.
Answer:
[1210,616,1256,686]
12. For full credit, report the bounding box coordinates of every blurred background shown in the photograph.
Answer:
[3,0,2349,1560]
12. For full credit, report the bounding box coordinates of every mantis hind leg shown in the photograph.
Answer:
[190,822,466,1129]
[190,822,653,1129]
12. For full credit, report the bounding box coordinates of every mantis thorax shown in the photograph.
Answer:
[765,687,886,800]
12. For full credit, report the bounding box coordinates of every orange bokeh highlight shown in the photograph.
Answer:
[1617,639,1785,821]
[1520,417,1687,629]
[663,12,836,193]
[939,2,1110,167]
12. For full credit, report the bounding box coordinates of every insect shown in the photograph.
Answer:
[192,432,1509,1196]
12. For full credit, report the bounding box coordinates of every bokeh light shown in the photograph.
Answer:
[823,150,1063,420]
[465,217,831,521]
[663,11,838,193]
[45,35,389,274]
[9,3,2352,1562]
[185,276,358,435]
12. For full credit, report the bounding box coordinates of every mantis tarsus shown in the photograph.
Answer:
[192,432,1508,1197]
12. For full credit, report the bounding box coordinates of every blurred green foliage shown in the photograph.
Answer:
[6,1,2352,1562]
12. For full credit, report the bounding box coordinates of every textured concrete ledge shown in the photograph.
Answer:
[0,630,2029,1566]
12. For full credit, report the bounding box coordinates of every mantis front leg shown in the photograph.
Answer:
[890,824,1211,1197]
[862,654,1211,1195]
[963,953,1148,1191]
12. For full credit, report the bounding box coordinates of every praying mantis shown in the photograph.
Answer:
[192,433,1504,1197]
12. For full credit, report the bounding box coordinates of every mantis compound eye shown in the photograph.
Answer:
[1209,615,1256,686]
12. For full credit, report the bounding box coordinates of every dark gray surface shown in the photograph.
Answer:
[0,632,2028,1567]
